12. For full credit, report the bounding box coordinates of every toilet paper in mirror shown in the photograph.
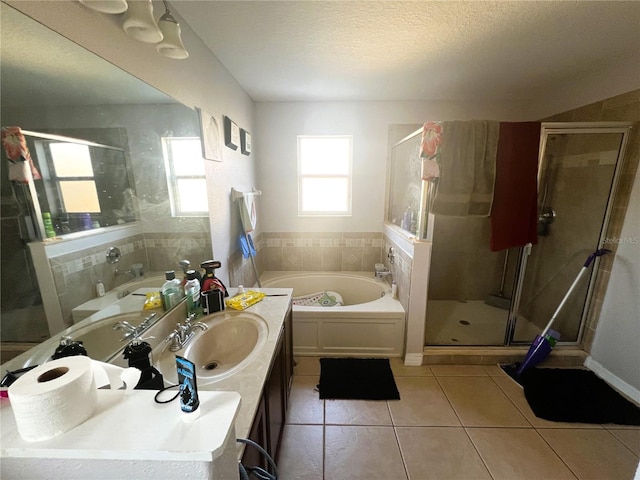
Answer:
[92,361,141,392]
[7,356,138,442]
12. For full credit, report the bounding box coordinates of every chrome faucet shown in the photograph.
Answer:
[165,313,208,352]
[374,264,392,280]
[114,263,144,278]
[113,312,157,342]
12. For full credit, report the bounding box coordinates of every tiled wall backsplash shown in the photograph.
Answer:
[382,235,413,316]
[49,232,212,326]
[259,232,384,272]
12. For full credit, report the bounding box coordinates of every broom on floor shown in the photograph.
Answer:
[516,248,611,376]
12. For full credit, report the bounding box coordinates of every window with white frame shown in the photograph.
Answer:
[297,135,352,216]
[49,142,101,213]
[162,137,209,217]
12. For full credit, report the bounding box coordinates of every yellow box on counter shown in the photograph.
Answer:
[226,291,265,311]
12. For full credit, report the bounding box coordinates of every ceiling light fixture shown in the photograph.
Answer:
[155,0,189,59]
[79,0,128,14]
[122,0,163,44]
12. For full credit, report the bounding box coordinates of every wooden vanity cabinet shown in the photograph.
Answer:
[241,304,293,470]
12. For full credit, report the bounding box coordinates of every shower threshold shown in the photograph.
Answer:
[422,346,587,367]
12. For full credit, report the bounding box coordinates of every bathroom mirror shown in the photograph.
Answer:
[0,4,211,349]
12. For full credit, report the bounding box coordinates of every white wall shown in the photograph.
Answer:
[590,171,640,392]
[6,0,256,283]
[255,100,528,233]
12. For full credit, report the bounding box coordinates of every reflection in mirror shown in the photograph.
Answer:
[0,4,212,359]
[21,131,135,237]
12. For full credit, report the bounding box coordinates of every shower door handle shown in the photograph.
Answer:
[538,206,556,225]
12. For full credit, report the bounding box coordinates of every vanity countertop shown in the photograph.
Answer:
[1,288,293,467]
[190,288,293,454]
[0,390,242,479]
[1,390,241,461]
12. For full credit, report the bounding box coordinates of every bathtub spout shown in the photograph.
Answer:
[375,270,392,280]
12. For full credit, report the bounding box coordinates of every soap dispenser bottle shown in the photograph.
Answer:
[179,260,202,287]
[200,260,228,297]
[401,205,413,231]
[184,270,201,316]
[161,270,183,311]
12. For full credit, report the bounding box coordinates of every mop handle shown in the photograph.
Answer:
[540,249,610,337]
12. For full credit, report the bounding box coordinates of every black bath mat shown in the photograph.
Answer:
[318,358,400,400]
[520,368,640,425]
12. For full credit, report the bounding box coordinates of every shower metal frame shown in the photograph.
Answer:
[505,122,633,346]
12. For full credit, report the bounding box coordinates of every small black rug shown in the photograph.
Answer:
[318,358,400,400]
[518,367,640,425]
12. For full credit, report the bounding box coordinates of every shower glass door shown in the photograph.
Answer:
[512,126,629,344]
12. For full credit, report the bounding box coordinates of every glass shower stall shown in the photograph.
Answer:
[387,122,632,347]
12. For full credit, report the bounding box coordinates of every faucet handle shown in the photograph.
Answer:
[185,312,197,324]
[139,312,157,329]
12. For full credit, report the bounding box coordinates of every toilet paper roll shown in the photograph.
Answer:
[8,356,98,442]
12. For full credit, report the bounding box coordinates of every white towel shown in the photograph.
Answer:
[431,120,499,217]
[239,193,257,233]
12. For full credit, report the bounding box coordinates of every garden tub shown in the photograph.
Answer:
[260,271,405,357]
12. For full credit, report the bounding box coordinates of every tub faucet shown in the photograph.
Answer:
[376,270,392,280]
[165,313,208,352]
[375,264,392,280]
[114,263,144,279]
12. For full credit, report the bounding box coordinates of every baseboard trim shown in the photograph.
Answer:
[585,356,640,403]
[404,353,424,366]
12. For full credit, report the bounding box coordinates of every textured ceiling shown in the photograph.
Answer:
[173,0,640,102]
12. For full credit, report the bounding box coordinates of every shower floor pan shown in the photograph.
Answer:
[425,300,539,346]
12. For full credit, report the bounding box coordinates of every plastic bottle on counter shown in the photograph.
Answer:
[42,212,56,238]
[96,280,105,297]
[184,270,201,316]
[81,213,92,230]
[161,270,183,311]
[401,205,413,231]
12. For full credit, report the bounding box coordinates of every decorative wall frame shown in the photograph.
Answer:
[240,129,251,155]
[223,115,239,150]
[197,108,222,161]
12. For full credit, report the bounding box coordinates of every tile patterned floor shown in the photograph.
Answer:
[276,357,640,480]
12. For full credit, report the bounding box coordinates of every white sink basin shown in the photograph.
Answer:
[156,311,269,386]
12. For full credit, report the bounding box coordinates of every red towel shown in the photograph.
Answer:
[490,122,541,252]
